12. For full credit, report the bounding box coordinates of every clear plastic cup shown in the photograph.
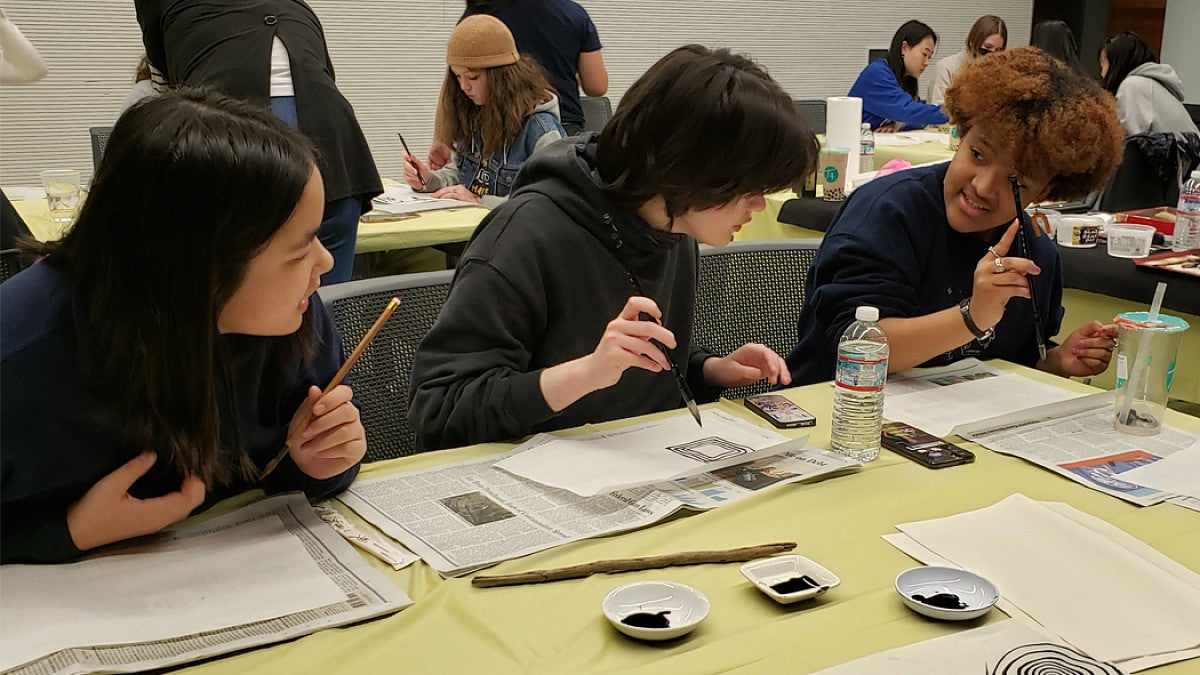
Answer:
[1113,312,1190,435]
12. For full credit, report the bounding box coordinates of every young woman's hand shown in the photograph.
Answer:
[539,296,675,411]
[67,452,206,552]
[703,343,792,388]
[968,221,1039,331]
[1040,321,1118,377]
[288,385,366,480]
[402,152,431,190]
[432,184,482,204]
[428,140,453,170]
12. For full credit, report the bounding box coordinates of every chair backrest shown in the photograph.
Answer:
[792,99,826,135]
[694,240,821,399]
[579,96,613,133]
[89,126,113,173]
[1185,103,1200,128]
[868,48,888,64]
[318,270,454,462]
[0,248,27,284]
[1097,132,1198,213]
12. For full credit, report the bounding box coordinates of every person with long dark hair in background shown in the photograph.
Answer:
[849,20,949,131]
[1100,31,1198,136]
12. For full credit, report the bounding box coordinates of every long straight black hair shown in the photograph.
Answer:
[886,20,938,100]
[1100,32,1158,95]
[596,45,818,219]
[37,89,318,487]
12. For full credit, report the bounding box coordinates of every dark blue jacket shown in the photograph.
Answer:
[786,163,1063,385]
[1,261,359,563]
[849,59,949,130]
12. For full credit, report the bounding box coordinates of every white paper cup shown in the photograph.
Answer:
[1055,215,1101,248]
[1106,223,1155,258]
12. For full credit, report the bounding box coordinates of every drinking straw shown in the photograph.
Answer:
[1117,282,1167,425]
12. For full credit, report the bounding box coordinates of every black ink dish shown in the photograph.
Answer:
[912,592,967,609]
[769,574,820,595]
[621,611,670,629]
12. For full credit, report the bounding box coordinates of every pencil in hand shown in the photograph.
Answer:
[397,133,427,189]
[259,296,402,481]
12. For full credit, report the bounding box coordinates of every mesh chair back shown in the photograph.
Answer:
[1,248,27,283]
[580,96,613,133]
[89,126,113,173]
[318,270,454,462]
[695,240,820,399]
[792,99,826,135]
[1097,133,1198,213]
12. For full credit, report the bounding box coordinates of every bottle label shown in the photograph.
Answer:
[835,355,887,392]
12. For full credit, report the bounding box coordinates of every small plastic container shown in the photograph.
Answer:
[602,581,710,641]
[1055,215,1102,247]
[1106,223,1156,258]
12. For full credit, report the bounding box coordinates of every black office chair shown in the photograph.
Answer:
[694,240,821,400]
[89,126,113,173]
[579,96,613,133]
[792,99,826,135]
[1185,103,1200,128]
[0,248,28,283]
[1097,132,1200,213]
[317,270,454,461]
[778,198,841,233]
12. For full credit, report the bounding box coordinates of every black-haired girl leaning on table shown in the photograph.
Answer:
[1,90,366,564]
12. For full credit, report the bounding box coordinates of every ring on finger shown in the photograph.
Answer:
[993,256,1005,274]
[987,246,1001,259]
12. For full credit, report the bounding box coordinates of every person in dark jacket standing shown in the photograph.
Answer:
[135,0,382,284]
[407,45,818,451]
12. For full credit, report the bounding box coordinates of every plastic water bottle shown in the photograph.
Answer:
[1172,170,1200,252]
[831,306,889,462]
[859,123,875,174]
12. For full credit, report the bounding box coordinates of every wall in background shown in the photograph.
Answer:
[0,1,1030,186]
[1161,0,1199,104]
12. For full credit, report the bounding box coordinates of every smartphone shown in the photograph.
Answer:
[744,394,817,428]
[881,422,975,469]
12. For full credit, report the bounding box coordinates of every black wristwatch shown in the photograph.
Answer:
[959,298,994,341]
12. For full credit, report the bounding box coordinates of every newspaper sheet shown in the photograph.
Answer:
[370,183,466,215]
[339,441,858,577]
[957,392,1198,505]
[495,410,787,496]
[1,493,412,675]
[884,359,1082,437]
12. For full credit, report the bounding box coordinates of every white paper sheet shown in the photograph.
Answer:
[883,359,1083,437]
[1118,443,1200,498]
[495,410,787,496]
[810,620,1114,675]
[891,494,1200,667]
[370,183,466,215]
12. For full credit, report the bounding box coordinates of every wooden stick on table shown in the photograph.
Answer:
[471,542,797,588]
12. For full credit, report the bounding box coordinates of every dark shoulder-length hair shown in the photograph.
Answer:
[596,45,818,218]
[946,47,1123,201]
[1101,31,1157,94]
[886,20,938,99]
[1031,20,1082,74]
[36,88,318,487]
[436,55,553,159]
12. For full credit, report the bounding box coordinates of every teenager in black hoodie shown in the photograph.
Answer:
[409,45,818,451]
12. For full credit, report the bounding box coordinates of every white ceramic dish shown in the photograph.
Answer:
[602,581,710,641]
[740,555,841,604]
[894,565,999,621]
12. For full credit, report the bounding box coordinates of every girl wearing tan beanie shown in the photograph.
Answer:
[404,15,565,208]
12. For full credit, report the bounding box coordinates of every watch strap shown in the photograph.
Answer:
[959,298,993,340]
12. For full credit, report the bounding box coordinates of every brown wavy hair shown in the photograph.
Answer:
[436,55,552,158]
[966,15,1007,58]
[945,47,1123,200]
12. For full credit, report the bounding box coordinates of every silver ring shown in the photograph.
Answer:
[987,246,1001,259]
[993,257,1005,274]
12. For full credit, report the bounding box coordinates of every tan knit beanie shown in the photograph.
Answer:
[446,15,519,69]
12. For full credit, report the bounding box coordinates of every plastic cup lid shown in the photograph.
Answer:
[1114,312,1190,332]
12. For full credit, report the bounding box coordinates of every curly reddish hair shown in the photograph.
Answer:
[945,47,1123,200]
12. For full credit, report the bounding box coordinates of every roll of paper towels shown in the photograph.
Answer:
[826,96,863,183]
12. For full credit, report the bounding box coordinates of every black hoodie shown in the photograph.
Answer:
[408,136,718,451]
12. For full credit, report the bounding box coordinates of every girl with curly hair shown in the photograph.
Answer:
[405,15,565,207]
[789,47,1125,385]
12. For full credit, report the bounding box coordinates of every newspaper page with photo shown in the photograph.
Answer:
[339,441,858,577]
[0,494,412,675]
[956,392,1199,506]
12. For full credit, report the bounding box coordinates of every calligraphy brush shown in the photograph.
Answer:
[1009,176,1048,361]
[260,296,402,480]
[397,133,427,189]
[638,312,702,427]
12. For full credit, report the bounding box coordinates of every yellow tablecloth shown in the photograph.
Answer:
[736,190,827,241]
[175,364,1198,674]
[874,139,955,167]
[10,197,488,256]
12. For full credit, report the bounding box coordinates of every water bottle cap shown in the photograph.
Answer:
[861,123,871,130]
[855,306,879,322]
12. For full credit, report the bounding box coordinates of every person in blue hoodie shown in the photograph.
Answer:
[849,19,949,131]
[788,48,1124,386]
[408,45,818,451]
[404,15,565,209]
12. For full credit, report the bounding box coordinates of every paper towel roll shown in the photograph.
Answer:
[826,96,863,183]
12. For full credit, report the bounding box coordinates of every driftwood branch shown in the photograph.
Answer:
[471,542,797,588]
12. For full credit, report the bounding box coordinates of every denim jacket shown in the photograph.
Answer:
[424,93,565,208]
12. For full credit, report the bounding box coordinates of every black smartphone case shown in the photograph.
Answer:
[881,422,975,469]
